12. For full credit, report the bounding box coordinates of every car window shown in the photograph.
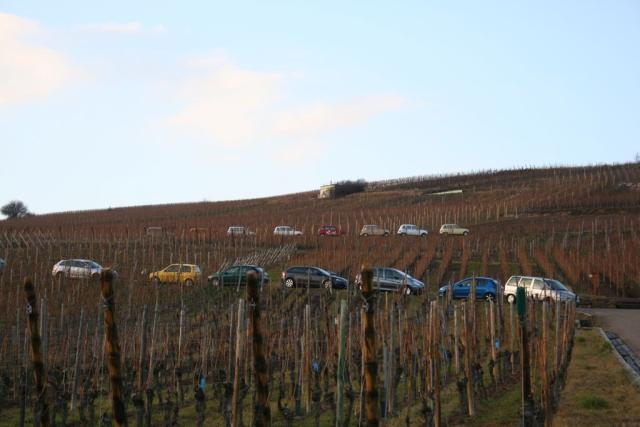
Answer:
[180,265,191,273]
[532,279,544,290]
[506,276,520,287]
[165,265,179,273]
[520,278,533,288]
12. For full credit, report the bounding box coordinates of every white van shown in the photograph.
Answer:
[504,275,578,304]
[273,225,303,236]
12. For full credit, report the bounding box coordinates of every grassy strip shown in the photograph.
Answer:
[554,329,640,426]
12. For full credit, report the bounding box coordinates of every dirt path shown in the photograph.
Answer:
[580,308,640,355]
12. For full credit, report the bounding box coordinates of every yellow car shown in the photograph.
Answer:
[149,264,201,286]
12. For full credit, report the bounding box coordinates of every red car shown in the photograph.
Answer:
[318,225,345,236]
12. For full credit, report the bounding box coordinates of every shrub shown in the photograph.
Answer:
[334,180,367,197]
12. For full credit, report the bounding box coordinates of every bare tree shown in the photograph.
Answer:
[1,200,29,219]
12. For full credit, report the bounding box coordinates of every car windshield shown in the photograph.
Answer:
[90,262,100,268]
[545,279,569,291]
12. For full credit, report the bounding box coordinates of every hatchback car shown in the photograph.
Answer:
[208,265,270,287]
[52,259,104,280]
[504,275,578,304]
[281,266,348,289]
[355,267,424,295]
[149,264,201,286]
[359,225,390,236]
[439,224,470,236]
[227,226,256,236]
[274,226,303,236]
[438,277,498,300]
[318,225,345,236]
[397,224,428,237]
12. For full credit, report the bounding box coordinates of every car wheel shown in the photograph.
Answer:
[152,277,160,286]
[507,294,515,304]
[384,232,389,236]
[362,233,369,237]
[404,287,412,296]
[323,279,332,289]
[212,279,220,287]
[463,231,469,236]
[284,278,295,288]
[421,233,427,237]
[184,279,194,287]
[91,273,100,282]
[485,293,495,301]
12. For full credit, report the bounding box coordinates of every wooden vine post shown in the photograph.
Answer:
[361,267,379,426]
[231,299,246,427]
[336,299,348,427]
[517,287,534,426]
[248,271,271,426]
[24,278,50,427]
[461,301,475,416]
[100,269,128,426]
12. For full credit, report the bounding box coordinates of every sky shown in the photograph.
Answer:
[1,1,639,214]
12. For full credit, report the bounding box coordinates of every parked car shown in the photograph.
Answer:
[360,224,390,236]
[438,277,498,300]
[52,259,103,280]
[354,267,424,295]
[274,225,303,236]
[281,266,348,289]
[318,225,345,236]
[0,258,6,275]
[503,275,579,304]
[149,264,201,286]
[439,224,470,236]
[397,224,428,237]
[208,265,269,287]
[227,226,255,236]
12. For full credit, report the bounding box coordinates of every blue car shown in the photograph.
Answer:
[438,277,498,300]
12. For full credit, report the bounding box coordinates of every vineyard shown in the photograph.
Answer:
[0,162,638,425]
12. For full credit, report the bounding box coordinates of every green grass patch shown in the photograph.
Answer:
[578,394,610,410]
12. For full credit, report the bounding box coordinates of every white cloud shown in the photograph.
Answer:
[77,21,166,35]
[168,54,282,146]
[272,94,407,138]
[0,13,78,108]
[167,54,407,148]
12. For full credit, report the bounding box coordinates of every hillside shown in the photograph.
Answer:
[1,162,639,297]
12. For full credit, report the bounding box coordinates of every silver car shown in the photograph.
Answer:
[504,275,578,304]
[273,225,303,236]
[439,224,470,236]
[227,226,256,236]
[397,224,428,237]
[52,259,103,280]
[355,267,424,295]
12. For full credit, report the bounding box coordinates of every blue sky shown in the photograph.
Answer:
[1,1,639,214]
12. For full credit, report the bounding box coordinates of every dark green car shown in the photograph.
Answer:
[208,264,270,288]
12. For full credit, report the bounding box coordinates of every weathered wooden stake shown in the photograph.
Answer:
[336,299,348,427]
[100,269,127,426]
[24,278,50,427]
[231,299,246,427]
[462,302,475,416]
[248,271,271,426]
[517,287,534,426]
[361,267,379,426]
